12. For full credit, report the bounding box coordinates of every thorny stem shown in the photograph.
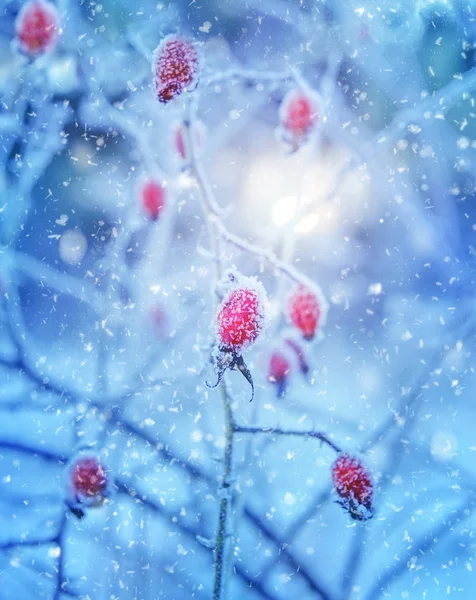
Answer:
[186,96,233,600]
[365,493,476,600]
[214,218,321,294]
[185,95,323,296]
[53,513,68,600]
[212,384,235,600]
[233,424,342,453]
[342,315,476,595]
[117,480,281,600]
[185,71,344,597]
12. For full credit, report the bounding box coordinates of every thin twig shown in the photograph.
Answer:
[116,479,282,600]
[233,424,342,453]
[204,67,292,86]
[365,494,476,600]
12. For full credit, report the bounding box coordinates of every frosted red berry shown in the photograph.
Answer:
[288,285,322,341]
[279,88,320,150]
[15,0,59,57]
[152,35,200,104]
[217,288,265,351]
[207,274,268,401]
[280,88,320,133]
[70,456,108,504]
[332,454,374,520]
[140,179,166,221]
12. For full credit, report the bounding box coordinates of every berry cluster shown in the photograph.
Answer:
[152,35,200,104]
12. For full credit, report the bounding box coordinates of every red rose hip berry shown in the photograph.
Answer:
[332,454,374,520]
[15,0,59,57]
[268,351,290,396]
[140,179,166,221]
[279,88,320,149]
[152,35,200,104]
[217,287,265,351]
[208,274,269,401]
[288,285,323,341]
[70,456,108,507]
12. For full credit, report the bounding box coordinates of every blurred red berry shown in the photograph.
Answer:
[217,287,266,351]
[141,179,166,221]
[173,120,205,162]
[279,88,320,148]
[152,35,200,104]
[268,351,290,396]
[70,456,108,505]
[284,338,309,374]
[15,0,59,57]
[332,454,374,520]
[288,285,322,341]
[151,304,169,339]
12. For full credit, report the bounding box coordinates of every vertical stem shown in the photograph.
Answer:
[213,384,235,600]
[53,513,67,600]
[185,95,235,600]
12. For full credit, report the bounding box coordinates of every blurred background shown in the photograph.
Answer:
[1,0,476,598]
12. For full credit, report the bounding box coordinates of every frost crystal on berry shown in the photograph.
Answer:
[152,35,200,104]
[268,351,290,397]
[278,88,320,151]
[207,271,269,401]
[68,455,109,513]
[15,0,59,57]
[332,454,374,521]
[288,284,327,341]
[140,179,166,221]
[217,287,265,351]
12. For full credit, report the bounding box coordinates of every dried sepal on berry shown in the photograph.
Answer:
[207,271,269,401]
[66,452,110,517]
[287,283,328,341]
[15,0,59,57]
[152,35,200,104]
[332,454,374,521]
[277,87,320,151]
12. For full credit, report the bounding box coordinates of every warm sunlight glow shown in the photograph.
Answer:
[272,195,298,226]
